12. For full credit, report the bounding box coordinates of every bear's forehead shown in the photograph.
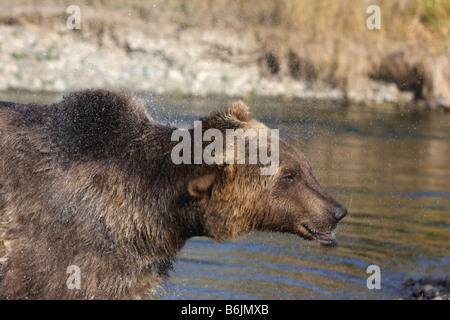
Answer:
[278,140,311,169]
[234,119,312,171]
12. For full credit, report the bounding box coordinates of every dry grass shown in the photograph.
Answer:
[3,0,449,41]
[115,0,450,41]
[281,0,449,41]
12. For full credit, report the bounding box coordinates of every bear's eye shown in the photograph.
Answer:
[282,175,295,182]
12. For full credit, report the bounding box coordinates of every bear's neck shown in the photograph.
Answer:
[113,124,209,258]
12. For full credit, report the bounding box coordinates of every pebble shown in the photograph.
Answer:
[403,276,450,300]
[445,276,450,290]
[404,278,415,286]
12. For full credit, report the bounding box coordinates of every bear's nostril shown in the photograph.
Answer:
[334,204,347,221]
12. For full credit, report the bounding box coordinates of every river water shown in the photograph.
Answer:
[1,91,448,299]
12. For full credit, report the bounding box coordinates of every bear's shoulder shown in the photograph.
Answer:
[55,89,150,126]
[51,89,154,159]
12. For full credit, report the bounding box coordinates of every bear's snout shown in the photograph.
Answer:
[332,203,347,221]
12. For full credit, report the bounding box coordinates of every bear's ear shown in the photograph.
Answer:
[188,172,216,200]
[227,100,250,122]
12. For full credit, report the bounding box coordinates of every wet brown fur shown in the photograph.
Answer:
[0,89,345,299]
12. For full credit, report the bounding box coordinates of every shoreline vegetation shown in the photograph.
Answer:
[0,0,449,111]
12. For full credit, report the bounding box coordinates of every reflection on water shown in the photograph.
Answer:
[1,91,448,299]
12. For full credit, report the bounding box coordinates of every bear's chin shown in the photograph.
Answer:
[317,232,338,247]
[298,223,338,247]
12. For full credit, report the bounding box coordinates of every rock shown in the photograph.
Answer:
[404,278,415,286]
[420,285,435,298]
[445,276,450,290]
[373,50,429,101]
[403,276,450,300]
[423,286,433,293]
[426,55,450,110]
[419,277,434,285]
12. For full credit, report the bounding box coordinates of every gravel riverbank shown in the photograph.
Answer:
[0,4,449,111]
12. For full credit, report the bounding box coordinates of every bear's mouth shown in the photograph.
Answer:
[299,223,337,247]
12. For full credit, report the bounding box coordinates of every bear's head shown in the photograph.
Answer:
[184,101,347,246]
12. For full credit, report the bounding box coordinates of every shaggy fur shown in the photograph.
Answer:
[0,89,346,299]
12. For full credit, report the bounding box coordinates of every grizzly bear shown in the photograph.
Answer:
[0,89,346,299]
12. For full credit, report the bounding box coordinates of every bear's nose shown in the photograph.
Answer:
[333,204,347,221]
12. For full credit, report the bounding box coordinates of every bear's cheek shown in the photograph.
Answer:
[268,194,337,236]
[265,197,305,229]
